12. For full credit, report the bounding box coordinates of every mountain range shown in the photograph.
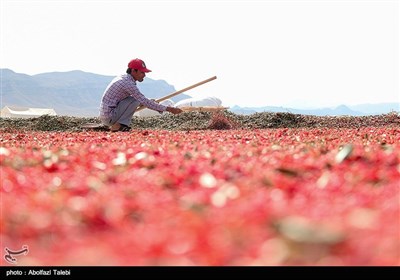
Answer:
[1,69,190,117]
[1,69,399,117]
[230,103,399,116]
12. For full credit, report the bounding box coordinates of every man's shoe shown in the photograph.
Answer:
[110,123,131,132]
[118,124,131,131]
[110,123,121,132]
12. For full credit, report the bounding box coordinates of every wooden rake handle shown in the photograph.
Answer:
[136,76,217,112]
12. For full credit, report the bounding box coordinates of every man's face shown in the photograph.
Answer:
[131,70,146,82]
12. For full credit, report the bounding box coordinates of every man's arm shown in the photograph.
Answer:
[127,83,168,112]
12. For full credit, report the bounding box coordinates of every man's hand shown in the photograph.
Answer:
[166,107,183,114]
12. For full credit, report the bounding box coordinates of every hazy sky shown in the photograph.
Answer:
[1,0,399,108]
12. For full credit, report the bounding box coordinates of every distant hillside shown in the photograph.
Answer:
[348,103,400,115]
[1,69,190,117]
[230,103,400,116]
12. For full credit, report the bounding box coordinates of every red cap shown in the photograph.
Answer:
[128,58,152,73]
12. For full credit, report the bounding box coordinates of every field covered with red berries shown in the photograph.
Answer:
[1,124,399,265]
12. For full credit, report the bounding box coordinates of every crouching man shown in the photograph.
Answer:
[99,58,183,132]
